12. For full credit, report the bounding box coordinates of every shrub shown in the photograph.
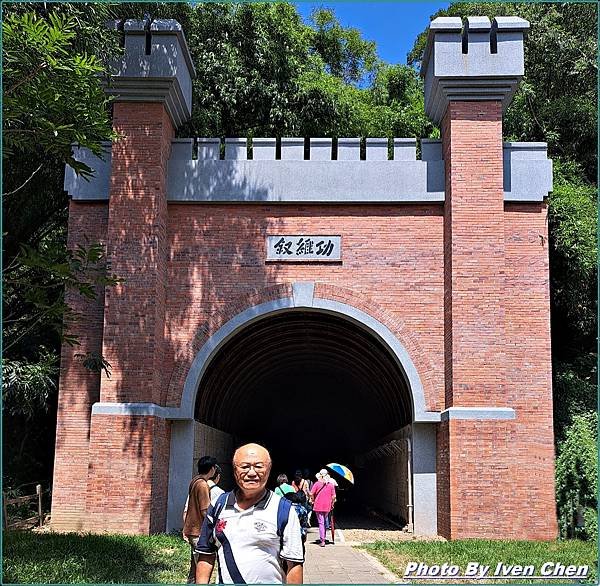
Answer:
[556,412,598,539]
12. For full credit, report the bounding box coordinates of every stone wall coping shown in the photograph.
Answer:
[441,407,516,421]
[64,138,551,203]
[118,18,196,78]
[91,401,182,419]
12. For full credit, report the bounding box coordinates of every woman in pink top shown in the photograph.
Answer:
[310,469,336,546]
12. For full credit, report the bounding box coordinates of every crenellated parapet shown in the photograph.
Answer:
[421,16,530,124]
[64,136,551,203]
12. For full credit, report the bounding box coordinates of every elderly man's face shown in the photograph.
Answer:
[233,444,272,496]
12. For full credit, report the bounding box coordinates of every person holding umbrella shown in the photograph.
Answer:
[323,463,354,545]
[309,469,336,547]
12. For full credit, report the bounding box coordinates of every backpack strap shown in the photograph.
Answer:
[276,496,292,552]
[211,490,229,523]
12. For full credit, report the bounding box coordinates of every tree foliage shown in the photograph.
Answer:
[2,9,116,176]
[2,3,122,485]
[555,413,598,540]
[109,3,431,140]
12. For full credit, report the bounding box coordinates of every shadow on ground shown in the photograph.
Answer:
[3,530,188,584]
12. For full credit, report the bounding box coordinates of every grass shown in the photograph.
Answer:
[3,531,190,584]
[362,539,598,584]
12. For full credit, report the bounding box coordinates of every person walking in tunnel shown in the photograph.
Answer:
[274,473,295,497]
[183,456,218,583]
[194,443,304,584]
[310,470,336,547]
[284,491,309,552]
[291,470,310,499]
[301,469,313,526]
[291,470,311,526]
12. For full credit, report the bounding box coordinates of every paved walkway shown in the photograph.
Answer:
[303,527,400,584]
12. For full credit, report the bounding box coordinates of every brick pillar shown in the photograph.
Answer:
[83,18,195,533]
[85,102,173,532]
[423,16,556,539]
[442,99,515,539]
[51,203,108,531]
[442,100,506,408]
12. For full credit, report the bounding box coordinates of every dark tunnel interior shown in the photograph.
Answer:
[194,310,413,492]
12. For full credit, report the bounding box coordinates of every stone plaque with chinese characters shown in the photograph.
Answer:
[266,235,341,262]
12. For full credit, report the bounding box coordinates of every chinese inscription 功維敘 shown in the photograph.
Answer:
[267,236,341,261]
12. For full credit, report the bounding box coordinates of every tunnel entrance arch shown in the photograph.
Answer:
[167,288,439,535]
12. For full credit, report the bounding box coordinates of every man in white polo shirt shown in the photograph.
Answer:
[195,443,304,584]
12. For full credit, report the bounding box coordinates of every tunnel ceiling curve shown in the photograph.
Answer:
[195,310,413,449]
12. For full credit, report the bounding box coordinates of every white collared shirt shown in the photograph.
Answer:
[196,490,304,584]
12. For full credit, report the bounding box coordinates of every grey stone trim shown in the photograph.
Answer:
[366,138,388,161]
[422,16,530,124]
[63,143,111,200]
[167,419,194,532]
[104,19,194,127]
[225,138,247,160]
[175,296,439,423]
[91,401,191,420]
[93,402,168,418]
[394,138,417,161]
[253,138,276,160]
[197,138,220,160]
[338,137,361,161]
[165,160,444,203]
[504,142,552,201]
[65,139,551,203]
[440,407,516,421]
[310,138,333,160]
[281,138,304,160]
[292,282,315,307]
[412,423,438,535]
[150,20,196,79]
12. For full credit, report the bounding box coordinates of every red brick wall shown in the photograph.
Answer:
[437,101,556,540]
[445,418,516,538]
[86,414,169,533]
[436,422,451,537]
[162,204,446,412]
[504,202,557,539]
[53,104,556,538]
[51,202,108,531]
[100,102,173,405]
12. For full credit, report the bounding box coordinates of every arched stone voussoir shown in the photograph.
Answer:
[166,282,439,423]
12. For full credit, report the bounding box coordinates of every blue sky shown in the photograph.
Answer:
[295,2,449,65]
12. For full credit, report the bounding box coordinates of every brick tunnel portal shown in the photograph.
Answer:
[193,310,414,526]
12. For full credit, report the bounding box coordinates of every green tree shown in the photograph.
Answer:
[2,5,121,486]
[555,413,598,540]
[408,2,597,181]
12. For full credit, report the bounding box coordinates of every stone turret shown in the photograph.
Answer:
[105,18,196,127]
[422,16,529,123]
